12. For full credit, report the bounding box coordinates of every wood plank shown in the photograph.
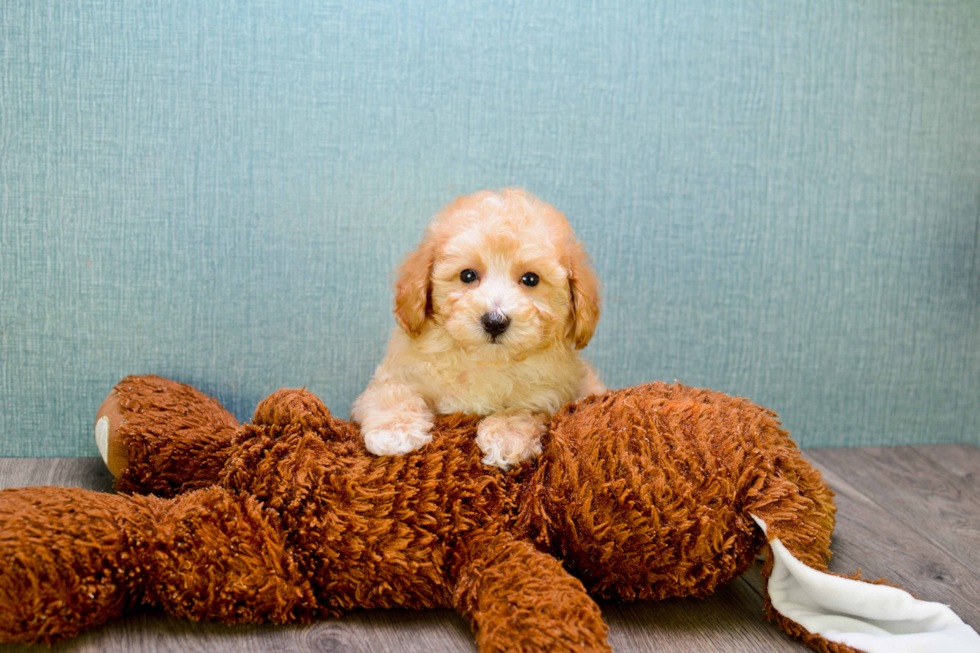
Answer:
[601,576,800,652]
[0,458,114,493]
[806,445,980,573]
[0,609,477,653]
[803,449,980,629]
[914,444,980,490]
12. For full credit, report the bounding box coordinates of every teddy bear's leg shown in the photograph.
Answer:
[0,486,150,644]
[749,456,980,652]
[96,375,242,496]
[752,515,980,653]
[746,451,837,572]
[141,484,322,624]
[452,530,611,653]
[0,484,324,645]
[745,454,849,651]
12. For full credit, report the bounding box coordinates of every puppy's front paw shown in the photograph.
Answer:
[475,412,547,470]
[363,426,432,456]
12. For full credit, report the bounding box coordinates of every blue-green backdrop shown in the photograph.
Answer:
[1,1,978,456]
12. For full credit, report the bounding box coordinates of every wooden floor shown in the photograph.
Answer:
[1,444,978,652]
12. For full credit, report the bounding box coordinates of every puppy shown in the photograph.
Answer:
[353,188,604,469]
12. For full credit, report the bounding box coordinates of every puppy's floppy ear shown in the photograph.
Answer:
[394,236,436,337]
[567,243,600,349]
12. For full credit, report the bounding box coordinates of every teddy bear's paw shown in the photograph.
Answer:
[475,412,546,470]
[94,390,129,478]
[363,426,433,456]
[95,415,110,464]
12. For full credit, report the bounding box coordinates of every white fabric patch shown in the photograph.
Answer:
[95,415,109,465]
[751,514,980,653]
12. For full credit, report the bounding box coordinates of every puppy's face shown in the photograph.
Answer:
[394,189,599,361]
[429,220,570,361]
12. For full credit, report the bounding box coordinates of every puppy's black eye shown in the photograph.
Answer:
[520,272,539,287]
[460,269,479,284]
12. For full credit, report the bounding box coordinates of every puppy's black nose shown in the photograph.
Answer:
[481,312,510,338]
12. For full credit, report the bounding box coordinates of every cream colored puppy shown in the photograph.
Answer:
[352,188,604,469]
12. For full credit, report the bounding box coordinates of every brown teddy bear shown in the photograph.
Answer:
[0,376,972,651]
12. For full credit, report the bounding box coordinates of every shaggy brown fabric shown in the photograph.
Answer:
[453,531,611,653]
[0,375,857,651]
[106,375,240,496]
[0,487,143,642]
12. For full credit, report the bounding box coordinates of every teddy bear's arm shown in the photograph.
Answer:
[452,530,611,653]
[96,375,243,496]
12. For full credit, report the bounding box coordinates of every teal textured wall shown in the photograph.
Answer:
[1,1,978,456]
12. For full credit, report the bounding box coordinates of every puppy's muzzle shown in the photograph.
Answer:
[481,312,510,339]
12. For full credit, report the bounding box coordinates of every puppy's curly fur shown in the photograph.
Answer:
[353,189,604,468]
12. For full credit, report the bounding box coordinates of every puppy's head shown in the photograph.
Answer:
[394,189,599,361]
